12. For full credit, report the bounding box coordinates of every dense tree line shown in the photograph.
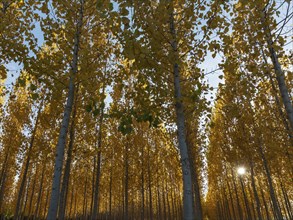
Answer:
[0,0,292,220]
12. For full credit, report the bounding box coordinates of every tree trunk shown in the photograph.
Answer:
[156,175,162,220]
[147,145,153,220]
[169,3,194,219]
[22,174,31,219]
[34,163,46,220]
[258,142,283,220]
[279,178,292,220]
[46,1,84,219]
[28,169,37,217]
[14,104,42,220]
[69,186,74,218]
[0,150,9,212]
[42,188,50,219]
[261,12,293,131]
[259,185,270,220]
[186,126,203,220]
[249,161,263,220]
[91,86,106,220]
[239,177,252,220]
[83,177,88,218]
[124,142,129,220]
[141,144,145,220]
[226,178,237,220]
[108,155,113,219]
[231,168,243,220]
[58,87,79,220]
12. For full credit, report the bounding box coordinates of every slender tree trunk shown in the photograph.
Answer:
[259,184,270,220]
[249,161,262,220]
[58,87,79,220]
[162,182,166,220]
[91,92,106,220]
[226,178,237,220]
[222,188,232,220]
[156,175,162,220]
[231,169,243,220]
[124,142,129,220]
[216,201,222,220]
[46,2,83,219]
[170,186,176,220]
[147,145,153,220]
[261,12,293,131]
[186,128,203,220]
[42,188,49,219]
[83,177,88,218]
[28,169,37,217]
[34,163,46,220]
[69,186,74,218]
[141,145,145,220]
[22,174,31,219]
[258,142,283,220]
[90,156,96,216]
[166,185,171,220]
[169,3,194,219]
[14,104,42,220]
[0,150,9,212]
[279,178,292,220]
[108,156,113,219]
[239,177,252,220]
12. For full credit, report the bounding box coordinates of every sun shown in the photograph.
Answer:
[237,167,246,175]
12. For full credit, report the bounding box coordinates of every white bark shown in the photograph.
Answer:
[169,4,195,220]
[261,13,293,132]
[46,2,84,219]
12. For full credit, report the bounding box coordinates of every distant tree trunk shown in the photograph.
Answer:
[83,177,88,218]
[90,156,96,215]
[222,187,231,220]
[170,186,176,219]
[141,144,145,220]
[166,184,171,220]
[28,169,37,217]
[46,2,84,219]
[42,188,50,219]
[124,141,129,220]
[261,183,272,220]
[69,186,75,218]
[58,87,79,220]
[22,174,31,219]
[91,85,106,220]
[156,174,162,220]
[162,182,167,220]
[249,161,262,220]
[257,142,283,220]
[108,155,113,219]
[231,168,243,220]
[14,103,42,220]
[279,177,292,220]
[239,176,252,220]
[147,145,153,220]
[169,3,194,219]
[0,149,9,212]
[34,163,46,220]
[226,177,237,220]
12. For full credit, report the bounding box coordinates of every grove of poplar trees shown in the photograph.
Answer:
[0,0,292,220]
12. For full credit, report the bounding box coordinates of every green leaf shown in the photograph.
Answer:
[109,3,114,11]
[93,108,100,116]
[31,93,39,100]
[85,104,92,113]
